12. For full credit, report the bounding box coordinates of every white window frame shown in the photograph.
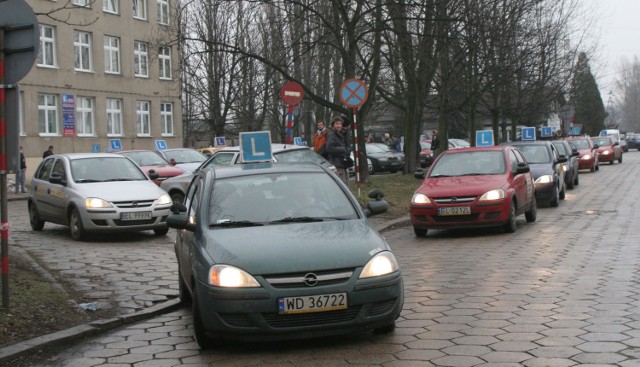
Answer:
[76,97,95,136]
[38,93,59,136]
[133,0,147,20]
[160,102,173,136]
[157,0,170,25]
[136,101,151,136]
[106,98,123,136]
[103,0,119,14]
[104,36,121,74]
[37,25,57,68]
[19,91,25,136]
[134,41,149,77]
[72,0,90,7]
[159,46,172,80]
[74,31,93,72]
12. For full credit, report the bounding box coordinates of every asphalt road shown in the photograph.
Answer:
[6,151,640,366]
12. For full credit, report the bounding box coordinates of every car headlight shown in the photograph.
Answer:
[479,189,504,201]
[360,252,399,278]
[156,193,172,206]
[412,193,431,204]
[209,265,261,288]
[581,154,591,160]
[85,198,112,208]
[602,150,610,155]
[535,175,553,184]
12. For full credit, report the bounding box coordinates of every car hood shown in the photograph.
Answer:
[369,152,404,159]
[73,181,167,200]
[576,148,593,157]
[528,163,554,179]
[140,165,183,176]
[175,162,202,172]
[419,175,508,196]
[201,220,389,275]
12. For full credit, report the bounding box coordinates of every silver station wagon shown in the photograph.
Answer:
[28,153,173,241]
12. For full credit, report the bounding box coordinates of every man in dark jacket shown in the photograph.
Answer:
[430,130,441,158]
[326,116,351,185]
[42,145,54,158]
[16,146,27,193]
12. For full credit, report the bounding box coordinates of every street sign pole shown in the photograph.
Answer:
[286,105,294,144]
[352,108,360,197]
[339,79,368,198]
[0,29,9,309]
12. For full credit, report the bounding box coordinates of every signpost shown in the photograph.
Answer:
[279,81,304,144]
[339,79,369,197]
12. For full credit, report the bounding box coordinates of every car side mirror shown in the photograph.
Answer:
[614,142,619,146]
[558,155,568,163]
[170,158,177,165]
[170,202,187,214]
[49,173,65,185]
[515,162,530,174]
[148,169,160,180]
[414,168,426,179]
[593,144,599,149]
[166,213,195,232]
[572,148,579,157]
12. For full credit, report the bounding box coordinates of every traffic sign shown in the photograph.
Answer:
[91,144,100,153]
[280,81,304,105]
[541,127,553,138]
[109,139,122,151]
[521,127,536,141]
[476,130,494,147]
[0,0,39,84]
[215,137,226,146]
[155,140,167,150]
[293,137,303,145]
[339,79,368,108]
[240,131,272,163]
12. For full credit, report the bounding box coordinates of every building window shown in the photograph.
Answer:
[159,46,172,80]
[74,31,93,72]
[104,36,121,74]
[136,101,151,136]
[106,98,123,136]
[103,0,119,13]
[134,41,149,77]
[38,94,59,135]
[76,97,95,136]
[72,0,90,7]
[157,0,169,25]
[133,0,147,20]
[160,102,173,136]
[37,25,57,68]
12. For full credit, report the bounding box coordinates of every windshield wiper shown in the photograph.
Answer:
[74,179,103,183]
[210,220,264,228]
[270,216,326,223]
[103,178,139,182]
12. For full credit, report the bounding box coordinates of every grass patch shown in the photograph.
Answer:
[349,173,421,218]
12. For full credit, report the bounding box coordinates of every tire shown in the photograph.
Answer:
[503,201,517,233]
[567,173,574,190]
[170,191,185,204]
[178,271,191,305]
[414,227,428,237]
[28,202,45,231]
[154,227,169,235]
[610,157,615,165]
[69,207,87,241]
[559,182,566,200]
[619,154,623,163]
[549,187,560,207]
[574,172,579,186]
[525,197,537,223]
[192,288,215,349]
[374,321,396,333]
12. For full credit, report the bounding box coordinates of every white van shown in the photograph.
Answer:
[599,129,621,143]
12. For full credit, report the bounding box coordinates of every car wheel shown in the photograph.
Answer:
[192,288,215,349]
[503,201,517,233]
[525,197,537,223]
[574,172,579,186]
[610,156,615,164]
[69,207,86,241]
[178,271,191,305]
[567,173,574,190]
[549,186,560,207]
[413,227,427,237]
[559,182,566,200]
[619,154,623,163]
[590,163,595,172]
[154,227,169,235]
[374,321,396,333]
[171,191,185,204]
[28,202,45,231]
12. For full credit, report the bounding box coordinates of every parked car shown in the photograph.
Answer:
[28,153,172,241]
[168,162,403,348]
[410,145,537,237]
[196,146,226,157]
[504,141,567,207]
[118,150,184,186]
[348,152,373,175]
[626,133,640,150]
[591,135,623,164]
[366,143,405,174]
[161,144,336,204]
[620,136,629,152]
[552,140,580,189]
[419,139,469,168]
[566,136,600,172]
[155,148,207,172]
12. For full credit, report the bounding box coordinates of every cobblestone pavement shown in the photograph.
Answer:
[6,152,640,366]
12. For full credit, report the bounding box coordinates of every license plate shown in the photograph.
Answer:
[278,293,347,314]
[438,206,471,216]
[120,211,152,221]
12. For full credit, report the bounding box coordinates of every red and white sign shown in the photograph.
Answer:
[280,81,304,105]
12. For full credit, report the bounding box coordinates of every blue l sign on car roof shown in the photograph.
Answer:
[240,131,272,163]
[541,127,553,138]
[476,130,494,147]
[522,127,536,141]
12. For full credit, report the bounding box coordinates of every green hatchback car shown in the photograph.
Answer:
[168,162,404,348]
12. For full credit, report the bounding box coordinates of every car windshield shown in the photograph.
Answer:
[450,139,470,148]
[367,143,393,153]
[552,142,568,156]
[568,139,590,149]
[274,148,328,166]
[516,145,551,164]
[71,157,147,182]
[592,138,611,146]
[419,141,431,150]
[208,172,358,225]
[121,151,169,166]
[164,149,206,163]
[429,150,506,177]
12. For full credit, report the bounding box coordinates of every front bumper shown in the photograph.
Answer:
[410,200,511,230]
[81,205,171,232]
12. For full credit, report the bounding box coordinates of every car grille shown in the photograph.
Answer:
[263,305,362,328]
[433,214,479,222]
[113,219,156,226]
[113,200,155,208]
[369,299,397,316]
[264,270,354,288]
[219,313,252,327]
[433,196,475,204]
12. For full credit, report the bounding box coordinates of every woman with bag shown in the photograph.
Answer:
[326,116,351,185]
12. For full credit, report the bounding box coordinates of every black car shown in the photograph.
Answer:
[626,133,640,150]
[365,143,405,174]
[552,140,579,190]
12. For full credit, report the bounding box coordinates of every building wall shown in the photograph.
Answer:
[18,0,182,169]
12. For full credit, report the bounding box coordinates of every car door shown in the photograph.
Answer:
[31,157,56,219]
[46,158,71,224]
[509,149,531,211]
[176,174,203,292]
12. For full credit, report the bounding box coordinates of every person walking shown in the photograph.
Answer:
[326,116,351,186]
[15,146,27,193]
[313,120,328,158]
[42,145,54,158]
[430,130,441,158]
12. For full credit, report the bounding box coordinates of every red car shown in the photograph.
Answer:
[591,135,623,165]
[566,137,599,172]
[410,145,537,237]
[119,150,184,186]
[419,140,434,168]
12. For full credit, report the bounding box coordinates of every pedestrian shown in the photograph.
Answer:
[15,146,27,193]
[326,116,352,186]
[383,133,394,149]
[430,130,441,158]
[313,120,328,158]
[43,145,54,158]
